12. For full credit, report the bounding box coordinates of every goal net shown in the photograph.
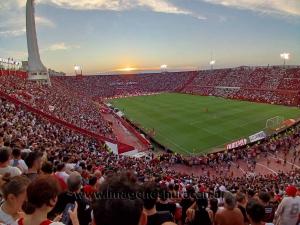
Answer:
[265,116,284,132]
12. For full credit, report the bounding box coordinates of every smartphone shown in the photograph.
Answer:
[61,203,75,225]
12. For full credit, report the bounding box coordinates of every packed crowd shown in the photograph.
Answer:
[182,67,300,106]
[52,71,197,98]
[0,75,115,139]
[0,95,300,225]
[0,68,300,225]
[1,66,300,144]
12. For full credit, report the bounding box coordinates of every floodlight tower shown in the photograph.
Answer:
[209,60,216,70]
[160,64,168,73]
[74,65,83,76]
[280,53,290,67]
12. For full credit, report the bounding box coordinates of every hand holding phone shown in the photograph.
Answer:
[61,203,76,225]
[68,202,79,225]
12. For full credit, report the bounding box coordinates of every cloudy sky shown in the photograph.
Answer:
[0,0,299,74]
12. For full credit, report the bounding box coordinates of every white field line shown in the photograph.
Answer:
[191,116,267,131]
[155,132,191,154]
[189,116,270,150]
[256,163,278,174]
[268,153,300,169]
[239,166,246,174]
[132,115,192,154]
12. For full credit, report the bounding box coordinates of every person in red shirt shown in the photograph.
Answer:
[83,176,97,198]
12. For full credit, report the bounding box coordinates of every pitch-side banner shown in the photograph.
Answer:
[249,131,266,143]
[226,138,247,150]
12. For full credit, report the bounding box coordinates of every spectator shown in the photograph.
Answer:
[274,185,300,225]
[142,182,174,225]
[83,176,97,198]
[215,192,244,225]
[186,194,213,225]
[156,187,176,216]
[10,148,28,173]
[41,161,54,175]
[24,151,43,181]
[0,147,21,177]
[92,173,147,225]
[258,191,275,223]
[180,187,195,223]
[0,176,30,224]
[209,198,219,221]
[247,189,256,200]
[246,200,274,225]
[55,163,70,184]
[50,172,91,225]
[43,162,67,193]
[19,176,79,225]
[236,192,249,225]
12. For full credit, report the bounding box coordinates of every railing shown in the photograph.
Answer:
[112,113,151,148]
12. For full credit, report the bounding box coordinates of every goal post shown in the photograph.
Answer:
[265,116,284,132]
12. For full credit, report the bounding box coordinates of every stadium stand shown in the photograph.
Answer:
[0,95,300,224]
[0,72,115,140]
[181,67,300,106]
[0,67,300,225]
[52,71,197,98]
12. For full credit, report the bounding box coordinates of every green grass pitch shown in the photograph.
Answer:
[110,93,300,155]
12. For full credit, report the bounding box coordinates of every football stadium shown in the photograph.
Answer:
[1,1,300,225]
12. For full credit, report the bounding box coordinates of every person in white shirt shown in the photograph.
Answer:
[55,163,70,184]
[10,148,28,173]
[274,185,300,225]
[0,147,22,177]
[0,176,30,225]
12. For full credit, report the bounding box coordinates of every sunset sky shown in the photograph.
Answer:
[0,0,300,74]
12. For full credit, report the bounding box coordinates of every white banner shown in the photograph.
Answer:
[226,138,247,150]
[105,141,118,155]
[249,131,266,143]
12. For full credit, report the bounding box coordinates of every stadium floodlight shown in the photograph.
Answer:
[160,64,168,72]
[280,53,290,66]
[74,65,82,76]
[209,60,216,70]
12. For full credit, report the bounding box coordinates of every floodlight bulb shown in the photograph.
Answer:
[280,53,290,60]
[210,60,216,65]
[74,65,81,71]
[161,64,168,69]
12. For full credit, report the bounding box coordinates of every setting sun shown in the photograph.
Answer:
[117,67,137,72]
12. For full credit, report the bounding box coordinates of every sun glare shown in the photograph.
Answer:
[117,67,137,72]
